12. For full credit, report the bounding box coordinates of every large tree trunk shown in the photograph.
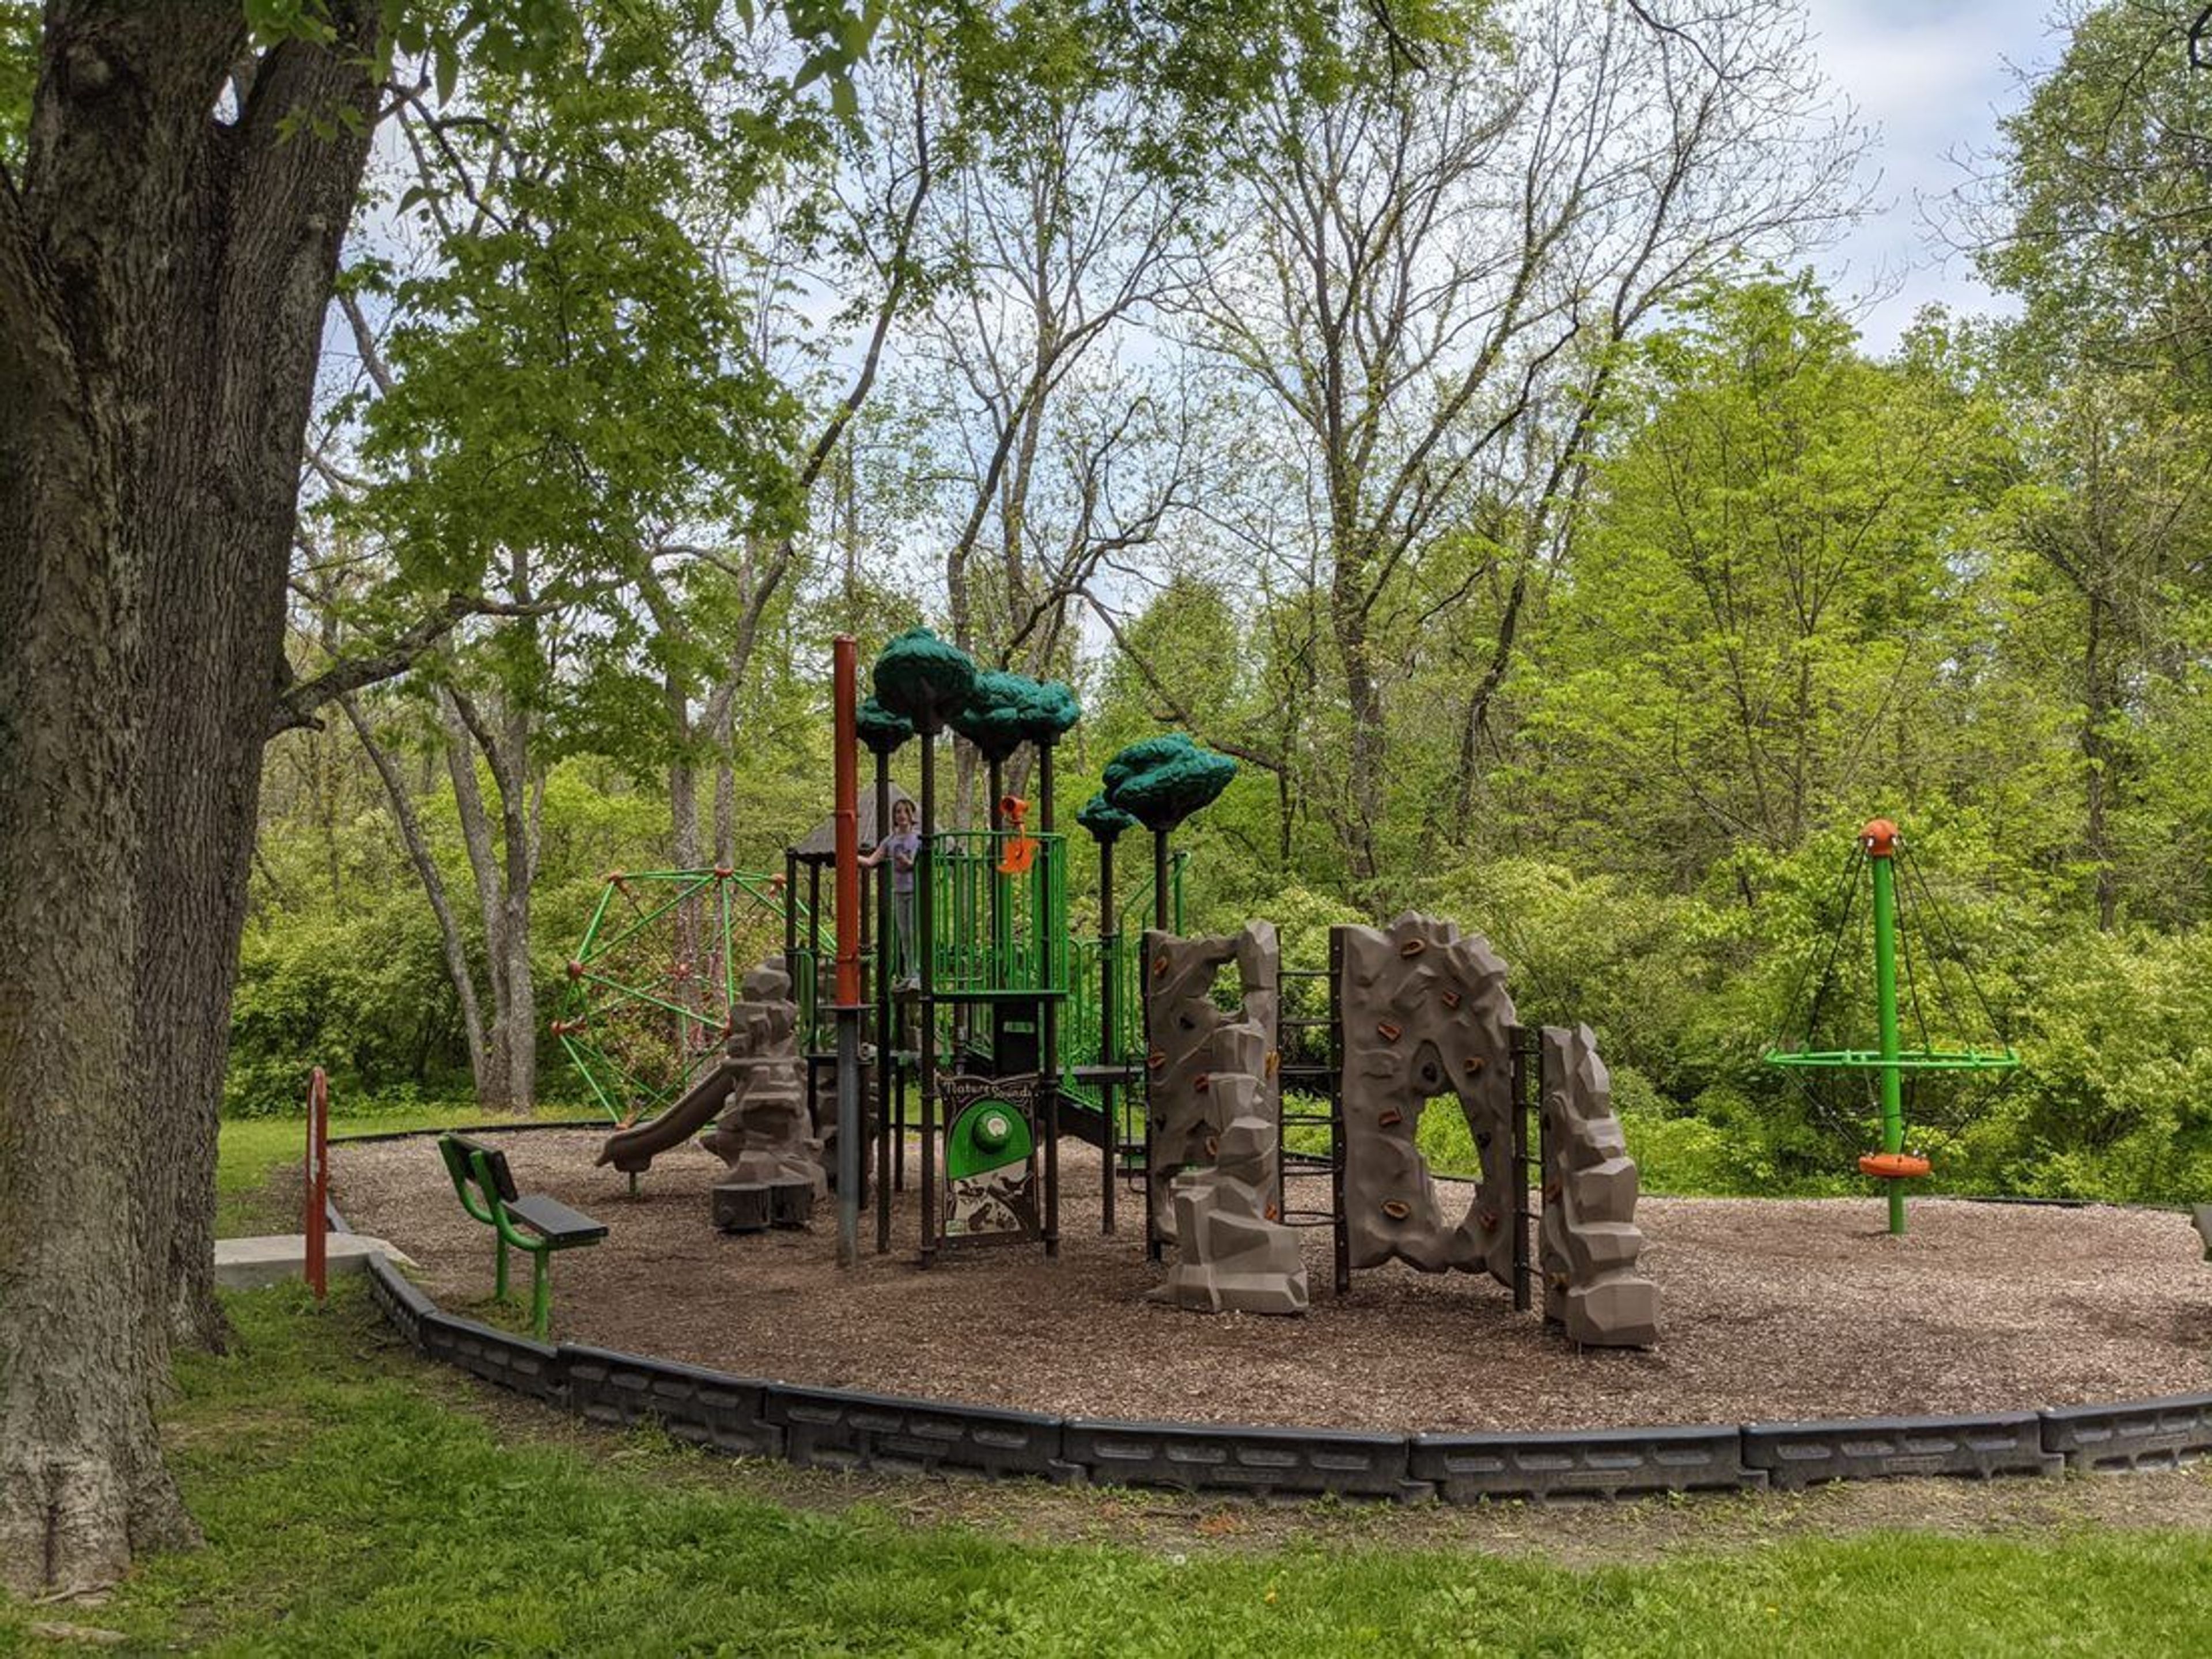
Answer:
[0,1,380,1592]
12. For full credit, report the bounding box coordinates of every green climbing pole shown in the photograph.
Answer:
[1869,831,1907,1236]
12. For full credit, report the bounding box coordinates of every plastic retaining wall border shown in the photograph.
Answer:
[323,1136,2212,1503]
[350,1248,2212,1502]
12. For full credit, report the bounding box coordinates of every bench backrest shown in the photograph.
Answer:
[438,1133,519,1205]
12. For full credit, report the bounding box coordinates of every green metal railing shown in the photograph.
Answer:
[1065,850,1187,1077]
[927,829,1069,997]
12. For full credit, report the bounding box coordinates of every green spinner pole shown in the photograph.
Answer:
[1869,832,1907,1236]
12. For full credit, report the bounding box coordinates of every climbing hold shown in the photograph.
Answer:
[1441,988,1461,1010]
[1205,1135,1219,1158]
[1194,1073,1211,1094]
[1154,954,1169,977]
[1377,1020,1402,1043]
[1377,1108,1404,1128]
[1476,1207,1498,1232]
[1264,1202,1280,1222]
[1264,1050,1281,1077]
[1399,937,1427,957]
[1464,1055,1485,1074]
[1147,1048,1165,1071]
[1381,1199,1411,1221]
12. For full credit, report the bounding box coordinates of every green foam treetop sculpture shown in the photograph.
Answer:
[949,672,1084,761]
[856,695,914,756]
[1077,791,1138,844]
[1016,679,1082,748]
[950,669,1042,762]
[872,627,976,735]
[1101,733,1237,832]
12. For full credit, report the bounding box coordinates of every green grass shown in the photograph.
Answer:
[4,1285,2212,1654]
[5,1113,2209,1653]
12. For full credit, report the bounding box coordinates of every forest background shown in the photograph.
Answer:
[130,0,2212,1207]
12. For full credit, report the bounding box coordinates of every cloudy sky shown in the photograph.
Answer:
[1800,0,2066,353]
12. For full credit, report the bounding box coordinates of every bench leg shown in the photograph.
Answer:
[531,1252,551,1342]
[495,1234,510,1303]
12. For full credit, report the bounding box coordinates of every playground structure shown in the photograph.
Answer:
[570,629,1660,1346]
[1766,817,2020,1235]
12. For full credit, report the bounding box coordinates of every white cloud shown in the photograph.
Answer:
[1798,0,2066,351]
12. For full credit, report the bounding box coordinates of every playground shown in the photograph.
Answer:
[300,626,2212,1498]
[334,1127,2210,1433]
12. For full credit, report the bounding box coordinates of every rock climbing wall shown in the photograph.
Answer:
[1142,922,1279,1236]
[1141,923,1306,1315]
[1336,914,1519,1284]
[1539,1025,1658,1346]
[700,960,825,1194]
[1156,1072,1309,1316]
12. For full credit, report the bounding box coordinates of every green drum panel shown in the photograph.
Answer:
[946,1096,1033,1181]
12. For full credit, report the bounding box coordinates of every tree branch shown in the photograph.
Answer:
[268,591,552,735]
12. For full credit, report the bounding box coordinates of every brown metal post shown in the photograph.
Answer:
[918,727,938,1265]
[832,639,863,1267]
[1099,831,1116,1234]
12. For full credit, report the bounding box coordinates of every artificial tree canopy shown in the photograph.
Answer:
[856,695,914,756]
[1077,791,1139,844]
[950,669,1041,762]
[872,627,976,735]
[1017,679,1083,747]
[1101,733,1237,832]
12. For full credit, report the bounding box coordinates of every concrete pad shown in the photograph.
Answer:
[214,1233,416,1291]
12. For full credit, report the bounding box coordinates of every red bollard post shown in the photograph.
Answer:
[305,1067,329,1300]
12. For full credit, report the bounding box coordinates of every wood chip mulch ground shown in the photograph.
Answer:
[332,1128,2212,1434]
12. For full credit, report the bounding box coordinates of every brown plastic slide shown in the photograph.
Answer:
[595,1054,732,1176]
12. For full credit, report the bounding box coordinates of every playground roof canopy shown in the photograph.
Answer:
[790,783,916,862]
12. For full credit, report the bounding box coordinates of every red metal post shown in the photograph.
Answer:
[305,1066,329,1300]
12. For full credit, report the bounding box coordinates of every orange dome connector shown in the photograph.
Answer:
[1859,818,1899,858]
[1858,1150,1931,1180]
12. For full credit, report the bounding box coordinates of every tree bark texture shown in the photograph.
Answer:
[0,1,380,1590]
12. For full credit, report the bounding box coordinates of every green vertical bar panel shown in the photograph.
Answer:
[1869,830,1907,1236]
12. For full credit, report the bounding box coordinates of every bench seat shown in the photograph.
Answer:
[508,1192,609,1248]
[437,1132,608,1339]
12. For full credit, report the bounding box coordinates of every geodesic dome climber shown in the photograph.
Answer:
[554,865,790,1127]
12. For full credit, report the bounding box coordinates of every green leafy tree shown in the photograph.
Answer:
[0,0,880,1594]
[1517,278,2003,893]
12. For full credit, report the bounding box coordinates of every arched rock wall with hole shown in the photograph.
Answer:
[1337,914,1520,1283]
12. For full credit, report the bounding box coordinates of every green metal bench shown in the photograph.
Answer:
[437,1134,608,1340]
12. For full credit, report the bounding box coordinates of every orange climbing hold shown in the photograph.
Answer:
[1858,1150,1931,1180]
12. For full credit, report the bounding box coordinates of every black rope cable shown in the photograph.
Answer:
[1899,847,2021,1130]
[1772,840,1868,1144]
[1893,858,1936,1057]
[1902,846,2013,1050]
[1777,840,1867,1056]
[1892,856,1938,1144]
